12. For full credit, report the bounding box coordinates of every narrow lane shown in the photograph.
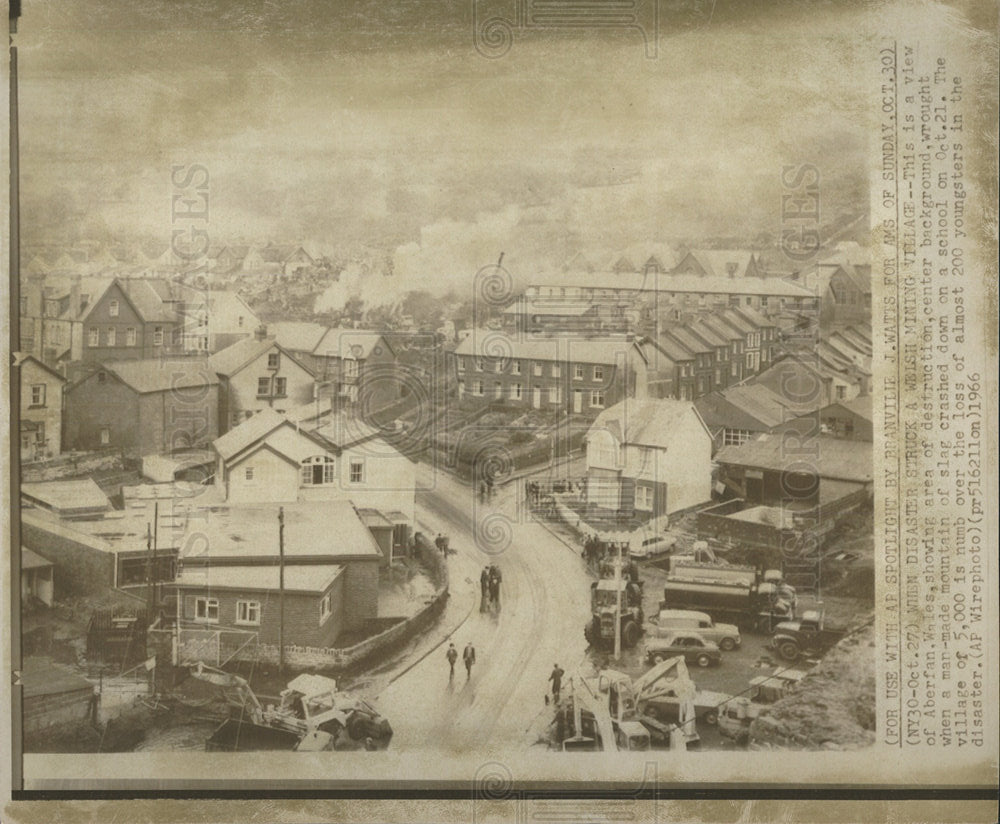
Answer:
[372,463,593,755]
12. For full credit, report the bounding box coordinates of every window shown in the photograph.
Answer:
[267,352,280,368]
[301,456,336,485]
[474,380,484,396]
[29,385,46,407]
[731,361,739,377]
[319,593,332,625]
[635,486,653,510]
[153,326,163,346]
[238,315,245,328]
[274,377,287,396]
[533,362,542,377]
[590,390,604,408]
[745,297,752,306]
[349,459,364,483]
[126,327,136,346]
[195,597,219,623]
[109,299,119,317]
[236,600,261,626]
[88,327,99,347]
[723,428,752,446]
[551,364,561,378]
[97,371,107,384]
[593,366,604,381]
[257,377,271,397]
[494,360,503,373]
[574,364,584,380]
[551,385,562,404]
[835,385,846,400]
[100,426,110,445]
[458,380,465,397]
[244,466,255,481]
[200,336,209,350]
[494,381,503,399]
[511,360,521,375]
[510,382,522,400]
[456,357,465,372]
[106,327,116,346]
[475,358,485,371]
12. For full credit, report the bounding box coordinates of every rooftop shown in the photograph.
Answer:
[529,270,813,298]
[453,332,641,366]
[173,562,343,594]
[588,399,708,450]
[269,321,328,353]
[100,358,219,394]
[207,336,277,377]
[21,478,111,517]
[313,328,392,359]
[716,434,872,483]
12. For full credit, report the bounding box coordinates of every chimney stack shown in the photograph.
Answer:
[255,324,268,341]
[69,275,82,318]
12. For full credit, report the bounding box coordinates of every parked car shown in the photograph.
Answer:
[628,534,677,559]
[649,609,742,651]
[643,632,722,668]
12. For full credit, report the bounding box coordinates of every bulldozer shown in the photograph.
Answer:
[584,576,644,650]
[191,663,392,751]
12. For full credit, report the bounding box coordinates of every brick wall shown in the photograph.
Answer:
[21,513,116,597]
[341,560,379,628]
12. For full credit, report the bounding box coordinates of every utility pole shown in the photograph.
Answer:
[613,539,622,661]
[145,522,154,611]
[278,506,285,674]
[152,500,159,615]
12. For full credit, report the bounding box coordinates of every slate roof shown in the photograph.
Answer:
[716,434,872,483]
[673,250,758,279]
[212,408,288,461]
[664,328,713,355]
[270,321,328,353]
[530,271,813,298]
[101,358,218,394]
[174,563,343,594]
[695,384,817,432]
[453,333,643,366]
[207,337,277,377]
[313,328,392,360]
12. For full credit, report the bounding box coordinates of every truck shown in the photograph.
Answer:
[659,568,796,631]
[717,668,808,745]
[584,576,644,650]
[768,610,846,661]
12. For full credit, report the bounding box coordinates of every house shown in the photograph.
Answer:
[63,359,219,457]
[661,327,717,398]
[774,395,873,442]
[695,315,746,385]
[670,249,764,280]
[76,278,181,363]
[694,383,821,451]
[171,499,383,653]
[258,243,314,276]
[728,305,778,370]
[715,309,768,375]
[643,335,696,401]
[500,296,632,337]
[22,548,55,607]
[178,290,260,353]
[211,408,415,558]
[18,355,66,462]
[450,333,651,415]
[751,351,864,408]
[584,399,712,522]
[309,328,399,409]
[791,261,872,329]
[208,336,316,432]
[269,321,329,366]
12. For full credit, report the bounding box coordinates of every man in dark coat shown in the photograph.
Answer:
[489,565,502,608]
[463,642,476,678]
[480,567,491,611]
[446,642,458,679]
[548,663,565,703]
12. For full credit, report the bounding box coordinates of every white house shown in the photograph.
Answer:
[211,409,416,561]
[585,399,713,521]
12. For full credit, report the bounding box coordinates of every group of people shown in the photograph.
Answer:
[434,533,451,555]
[480,564,503,612]
[445,641,476,680]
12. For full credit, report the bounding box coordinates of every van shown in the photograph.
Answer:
[627,534,677,559]
[650,609,741,651]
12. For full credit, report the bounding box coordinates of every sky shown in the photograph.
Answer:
[17,0,874,294]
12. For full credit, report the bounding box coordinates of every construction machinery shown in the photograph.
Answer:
[190,664,392,751]
[585,577,645,650]
[717,668,808,745]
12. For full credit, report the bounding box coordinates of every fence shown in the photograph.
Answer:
[175,627,259,668]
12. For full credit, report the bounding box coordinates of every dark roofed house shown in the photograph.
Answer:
[64,358,220,457]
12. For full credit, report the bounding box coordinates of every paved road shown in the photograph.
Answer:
[370,462,593,756]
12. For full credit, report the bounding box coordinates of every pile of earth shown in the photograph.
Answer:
[749,617,876,750]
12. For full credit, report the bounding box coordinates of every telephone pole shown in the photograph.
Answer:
[278,506,285,673]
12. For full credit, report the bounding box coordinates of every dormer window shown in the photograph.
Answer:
[109,299,119,317]
[301,455,336,485]
[267,352,280,369]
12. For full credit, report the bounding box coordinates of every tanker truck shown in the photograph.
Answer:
[659,571,794,631]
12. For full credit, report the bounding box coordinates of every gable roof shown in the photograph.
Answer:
[16,354,67,383]
[673,250,758,279]
[833,394,873,421]
[313,328,394,360]
[588,399,710,450]
[664,327,713,355]
[207,337,275,377]
[269,321,329,353]
[212,408,331,464]
[101,358,219,394]
[695,383,818,432]
[716,434,872,483]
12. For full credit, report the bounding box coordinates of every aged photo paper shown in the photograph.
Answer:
[2,0,997,822]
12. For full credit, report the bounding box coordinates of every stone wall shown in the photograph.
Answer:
[21,450,125,483]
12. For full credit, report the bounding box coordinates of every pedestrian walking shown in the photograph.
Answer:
[441,534,450,554]
[463,642,476,679]
[548,663,565,703]
[435,533,444,553]
[480,567,491,612]
[446,642,458,680]
[489,565,502,609]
